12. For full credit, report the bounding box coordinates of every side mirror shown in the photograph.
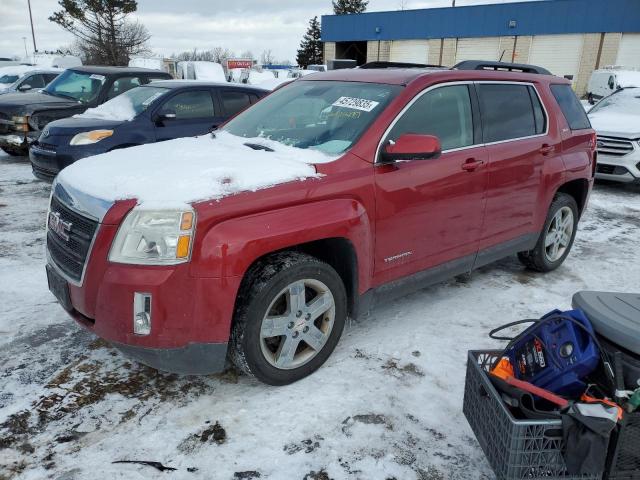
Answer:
[380,134,442,163]
[18,84,32,92]
[155,111,176,125]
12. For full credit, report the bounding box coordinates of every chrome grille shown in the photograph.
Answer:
[597,135,635,157]
[47,194,99,283]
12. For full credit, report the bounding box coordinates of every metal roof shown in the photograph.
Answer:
[321,0,640,42]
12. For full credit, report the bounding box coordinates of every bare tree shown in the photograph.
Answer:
[49,0,150,65]
[260,49,275,65]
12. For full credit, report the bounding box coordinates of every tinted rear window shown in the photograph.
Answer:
[550,84,591,130]
[478,84,542,143]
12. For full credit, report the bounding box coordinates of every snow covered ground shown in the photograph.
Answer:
[1,150,639,480]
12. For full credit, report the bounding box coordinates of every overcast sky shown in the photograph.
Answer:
[1,0,537,62]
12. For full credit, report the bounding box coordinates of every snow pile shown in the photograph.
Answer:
[247,70,275,85]
[616,71,640,89]
[129,57,164,70]
[74,94,137,122]
[58,131,336,207]
[255,77,293,90]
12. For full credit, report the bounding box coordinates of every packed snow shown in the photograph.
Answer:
[57,131,336,208]
[1,148,639,479]
[73,93,138,122]
[247,69,276,85]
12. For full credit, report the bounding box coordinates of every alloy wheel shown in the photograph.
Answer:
[259,279,336,370]
[544,206,574,262]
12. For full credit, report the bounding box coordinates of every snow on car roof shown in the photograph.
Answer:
[57,131,335,208]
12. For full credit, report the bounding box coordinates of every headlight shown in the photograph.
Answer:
[109,209,195,265]
[70,130,113,146]
[12,115,28,124]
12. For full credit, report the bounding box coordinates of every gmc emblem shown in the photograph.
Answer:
[48,211,72,241]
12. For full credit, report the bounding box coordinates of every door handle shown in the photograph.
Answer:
[540,144,555,156]
[461,158,484,172]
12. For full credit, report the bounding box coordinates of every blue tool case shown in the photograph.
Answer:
[506,309,601,397]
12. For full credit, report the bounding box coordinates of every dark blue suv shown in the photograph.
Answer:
[30,80,269,181]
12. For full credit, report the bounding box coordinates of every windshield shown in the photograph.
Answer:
[222,80,401,155]
[75,86,168,122]
[589,88,640,115]
[44,69,105,103]
[0,75,19,85]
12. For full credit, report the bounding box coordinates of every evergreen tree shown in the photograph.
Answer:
[332,0,368,14]
[296,16,323,68]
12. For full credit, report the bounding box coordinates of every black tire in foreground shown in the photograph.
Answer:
[230,251,347,386]
[518,192,579,272]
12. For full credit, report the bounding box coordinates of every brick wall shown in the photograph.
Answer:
[367,41,391,62]
[323,42,336,64]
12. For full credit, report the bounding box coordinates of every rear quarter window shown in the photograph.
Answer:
[550,84,591,130]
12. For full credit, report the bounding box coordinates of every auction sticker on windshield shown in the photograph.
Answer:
[89,74,106,82]
[332,96,380,112]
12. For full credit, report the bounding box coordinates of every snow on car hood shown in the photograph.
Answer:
[57,131,336,209]
[589,112,640,138]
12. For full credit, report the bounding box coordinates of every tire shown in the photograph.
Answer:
[230,251,347,386]
[518,193,579,272]
[1,146,23,157]
[587,93,594,105]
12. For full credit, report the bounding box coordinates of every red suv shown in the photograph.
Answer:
[45,61,596,385]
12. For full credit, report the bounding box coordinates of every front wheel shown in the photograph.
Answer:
[518,193,579,272]
[230,252,347,385]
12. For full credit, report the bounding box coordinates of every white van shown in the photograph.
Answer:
[586,68,640,104]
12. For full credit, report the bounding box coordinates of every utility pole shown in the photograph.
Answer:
[27,0,37,53]
[452,0,456,6]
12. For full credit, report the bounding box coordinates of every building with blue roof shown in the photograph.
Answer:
[321,0,640,95]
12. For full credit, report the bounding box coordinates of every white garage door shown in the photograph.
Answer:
[616,33,640,69]
[390,40,429,64]
[455,37,501,62]
[528,34,583,81]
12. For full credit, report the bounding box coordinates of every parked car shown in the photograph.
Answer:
[586,68,640,104]
[30,81,269,181]
[45,61,596,385]
[0,66,171,156]
[176,61,226,82]
[588,87,640,183]
[0,66,61,95]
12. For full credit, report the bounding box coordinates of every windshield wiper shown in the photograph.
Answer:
[244,142,274,152]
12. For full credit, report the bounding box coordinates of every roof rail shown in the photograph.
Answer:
[453,60,551,75]
[359,61,444,70]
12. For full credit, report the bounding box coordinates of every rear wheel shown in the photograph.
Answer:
[230,252,347,385]
[518,193,579,272]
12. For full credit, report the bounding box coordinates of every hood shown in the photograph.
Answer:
[57,131,337,209]
[45,116,126,135]
[0,91,80,114]
[589,112,640,139]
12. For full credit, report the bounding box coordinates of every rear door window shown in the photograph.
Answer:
[386,84,474,151]
[477,83,543,143]
[160,90,215,119]
[107,76,142,100]
[23,74,46,89]
[550,84,591,130]
[221,91,252,116]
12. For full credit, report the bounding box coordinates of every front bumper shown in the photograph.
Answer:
[0,131,38,151]
[30,139,100,182]
[595,151,640,184]
[47,218,242,375]
[113,341,229,375]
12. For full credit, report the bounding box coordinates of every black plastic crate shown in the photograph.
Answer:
[607,411,640,480]
[463,350,602,480]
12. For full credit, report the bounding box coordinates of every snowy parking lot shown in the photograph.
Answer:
[1,150,639,480]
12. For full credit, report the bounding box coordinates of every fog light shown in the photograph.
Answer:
[133,292,152,335]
